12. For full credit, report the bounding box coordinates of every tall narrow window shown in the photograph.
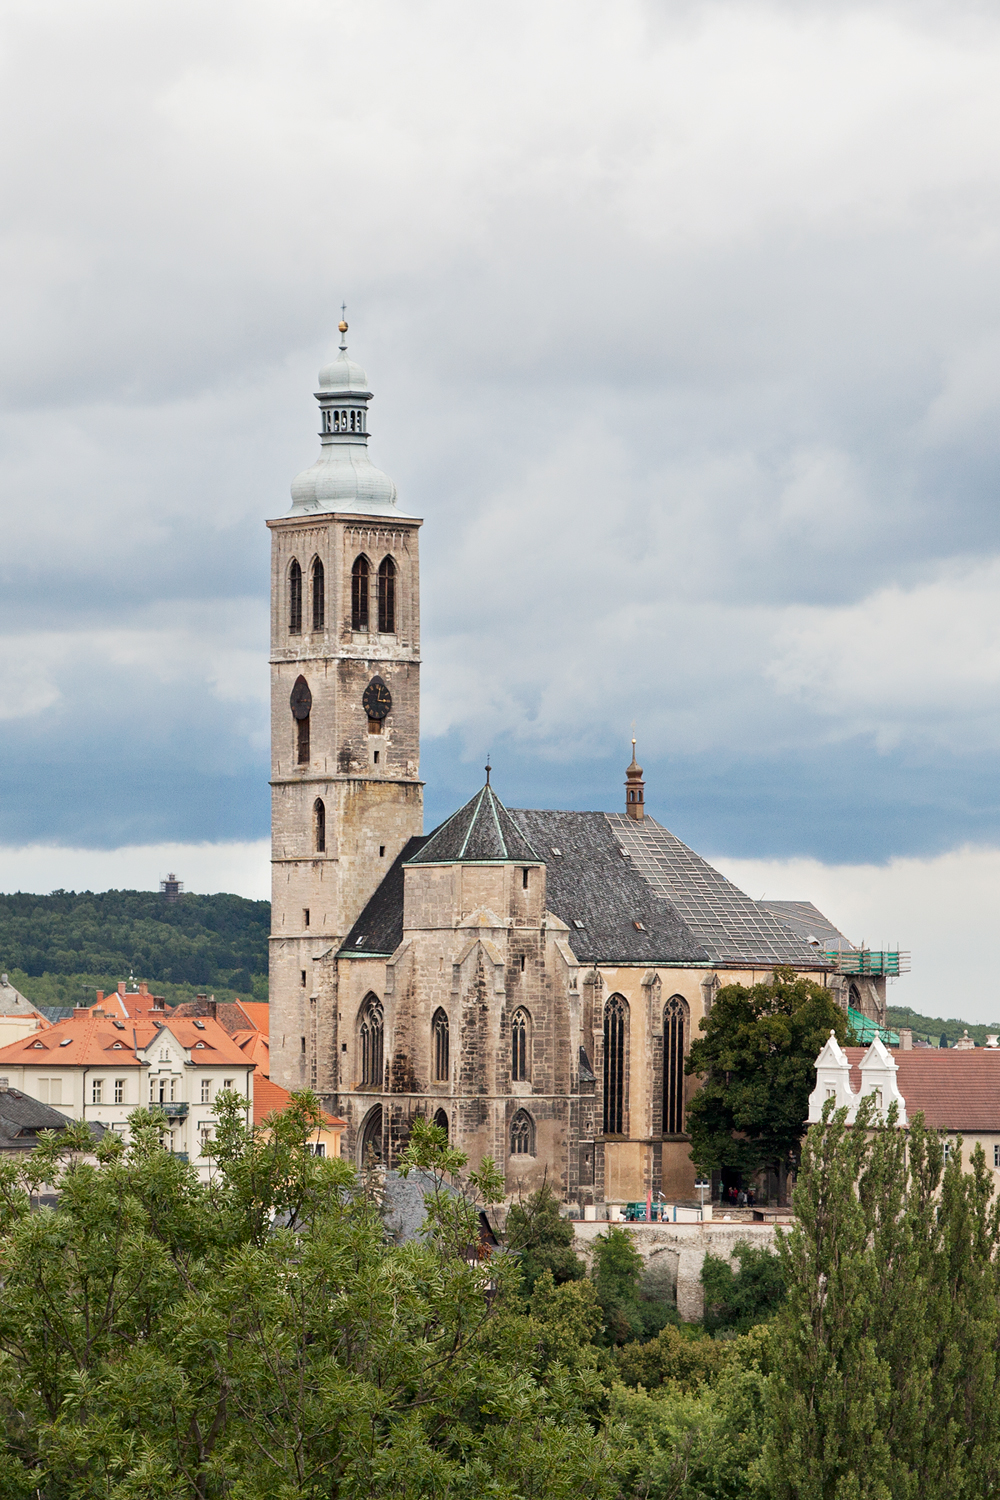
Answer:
[433,1107,449,1140]
[290,676,311,766]
[289,559,302,634]
[352,556,370,631]
[662,995,689,1137]
[432,1008,449,1082]
[603,995,627,1135]
[297,716,310,763]
[378,556,396,633]
[511,1008,529,1082]
[314,798,326,853]
[510,1109,534,1156]
[312,558,325,631]
[360,994,384,1087]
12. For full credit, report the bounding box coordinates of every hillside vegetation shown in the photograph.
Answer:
[886,1004,999,1048]
[0,889,269,1008]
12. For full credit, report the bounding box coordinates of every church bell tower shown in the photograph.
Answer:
[266,321,423,1092]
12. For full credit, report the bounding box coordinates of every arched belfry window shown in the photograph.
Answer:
[663,995,689,1137]
[603,995,628,1136]
[352,556,370,631]
[511,1008,529,1082]
[290,675,311,765]
[311,558,325,632]
[510,1109,535,1156]
[314,798,326,853]
[433,1107,449,1139]
[432,1008,449,1082]
[359,994,384,1088]
[289,559,302,635]
[378,556,396,634]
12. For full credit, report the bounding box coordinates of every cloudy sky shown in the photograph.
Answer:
[2,0,1000,1017]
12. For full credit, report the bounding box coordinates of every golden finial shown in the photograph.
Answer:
[338,321,348,334]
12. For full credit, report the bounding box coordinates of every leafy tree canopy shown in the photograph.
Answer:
[685,967,849,1199]
[506,1180,586,1295]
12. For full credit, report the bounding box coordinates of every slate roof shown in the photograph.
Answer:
[512,809,708,965]
[0,1087,74,1140]
[607,814,829,968]
[760,900,855,955]
[340,835,431,957]
[407,784,539,865]
[845,1048,1000,1133]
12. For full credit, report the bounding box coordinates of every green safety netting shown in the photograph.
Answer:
[847,1006,899,1047]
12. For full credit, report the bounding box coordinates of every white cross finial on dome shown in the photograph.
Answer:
[338,303,348,351]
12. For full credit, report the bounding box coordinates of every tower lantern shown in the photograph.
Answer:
[625,739,644,821]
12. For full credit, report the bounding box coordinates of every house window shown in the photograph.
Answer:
[943,1141,953,1164]
[603,995,628,1136]
[200,1126,213,1153]
[352,555,370,630]
[92,1079,103,1105]
[662,995,689,1137]
[307,1141,326,1157]
[511,1008,529,1082]
[201,1079,211,1104]
[223,1078,233,1090]
[510,1109,534,1156]
[314,798,326,852]
[432,1008,449,1082]
[826,1086,837,1100]
[289,559,302,634]
[359,994,384,1087]
[994,1144,1000,1169]
[311,557,325,631]
[114,1079,125,1104]
[377,556,396,633]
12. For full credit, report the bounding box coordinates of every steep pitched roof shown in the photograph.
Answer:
[235,1001,269,1033]
[0,978,45,1017]
[760,900,855,954]
[0,1086,77,1141]
[233,1028,270,1073]
[253,1073,345,1129]
[340,835,430,958]
[511,809,708,964]
[146,1016,255,1068]
[407,784,539,866]
[0,1013,145,1067]
[845,1047,1000,1133]
[170,999,254,1035]
[607,814,829,968]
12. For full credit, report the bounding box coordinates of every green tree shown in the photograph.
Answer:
[765,1098,1000,1500]
[506,1179,586,1295]
[700,1241,785,1334]
[685,967,849,1202]
[0,1104,627,1500]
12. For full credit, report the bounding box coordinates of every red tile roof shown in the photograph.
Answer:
[0,1013,256,1070]
[253,1074,344,1129]
[235,1001,269,1033]
[232,1029,270,1072]
[845,1048,1000,1132]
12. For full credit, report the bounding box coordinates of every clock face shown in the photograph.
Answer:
[289,675,312,721]
[362,676,392,720]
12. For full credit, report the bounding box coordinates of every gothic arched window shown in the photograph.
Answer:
[314,798,326,853]
[510,1109,535,1156]
[663,995,689,1137]
[351,556,370,631]
[433,1107,449,1139]
[432,1008,449,1082]
[290,675,311,765]
[603,994,628,1136]
[359,1104,383,1164]
[359,995,384,1088]
[378,556,396,634]
[311,558,325,631]
[289,559,302,635]
[511,1008,529,1082]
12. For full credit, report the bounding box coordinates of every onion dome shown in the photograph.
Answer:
[288,318,412,518]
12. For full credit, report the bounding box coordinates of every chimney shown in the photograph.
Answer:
[74,1006,89,1018]
[1,974,7,987]
[899,1028,913,1051]
[118,982,125,997]
[96,990,103,1005]
[139,982,148,997]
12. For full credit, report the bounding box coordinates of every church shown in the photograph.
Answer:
[266,326,902,1210]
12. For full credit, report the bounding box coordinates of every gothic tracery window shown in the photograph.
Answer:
[312,558,325,631]
[510,1109,534,1156]
[662,995,689,1137]
[289,559,302,635]
[432,1008,449,1082]
[511,1008,529,1082]
[603,994,627,1136]
[359,994,384,1088]
[378,556,396,634]
[352,555,370,631]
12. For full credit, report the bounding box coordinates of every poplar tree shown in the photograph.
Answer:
[766,1098,1000,1500]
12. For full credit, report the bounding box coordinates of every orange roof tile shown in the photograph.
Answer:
[151,1016,257,1068]
[0,1013,144,1066]
[252,1073,345,1129]
[845,1048,1000,1133]
[235,1001,269,1033]
[232,1029,270,1072]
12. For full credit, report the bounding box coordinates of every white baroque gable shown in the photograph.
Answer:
[807,1030,907,1125]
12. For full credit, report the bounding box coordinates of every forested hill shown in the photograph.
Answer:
[0,890,270,1009]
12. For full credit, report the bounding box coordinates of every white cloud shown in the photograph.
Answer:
[0,840,270,903]
[716,843,1000,1025]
